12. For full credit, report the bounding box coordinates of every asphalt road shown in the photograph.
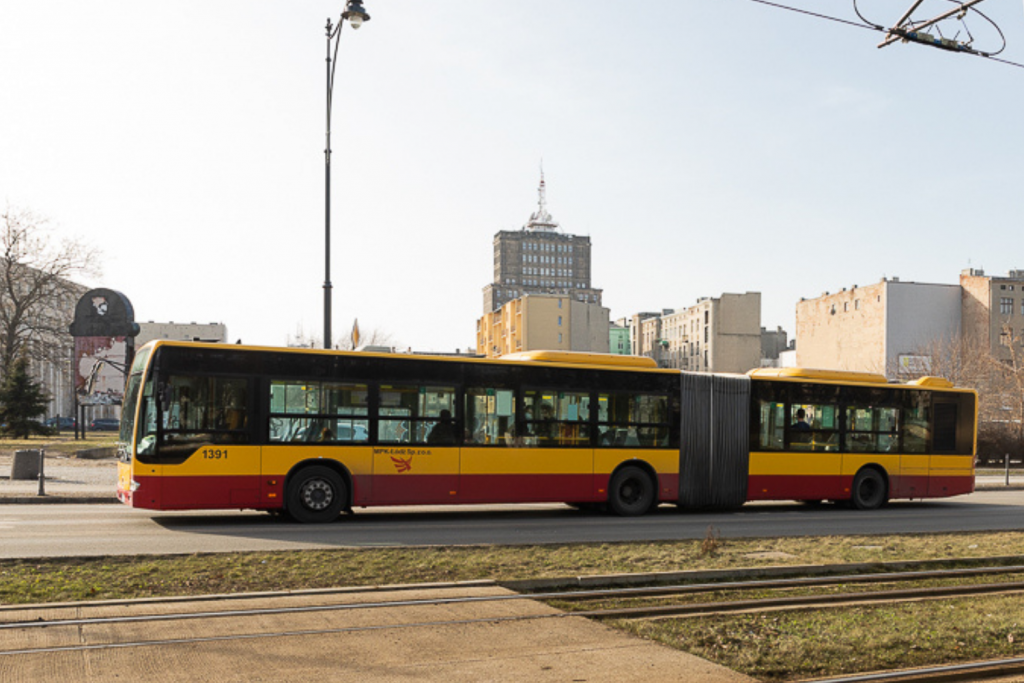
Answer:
[1,489,1023,559]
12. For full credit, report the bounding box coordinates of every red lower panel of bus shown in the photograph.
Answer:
[130,471,683,510]
[747,474,974,502]
[130,474,273,511]
[352,472,680,506]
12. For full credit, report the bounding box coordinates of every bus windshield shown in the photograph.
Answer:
[117,346,152,461]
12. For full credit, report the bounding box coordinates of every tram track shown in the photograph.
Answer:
[800,656,1024,682]
[5,563,1024,635]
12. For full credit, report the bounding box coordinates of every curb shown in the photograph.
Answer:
[0,496,118,505]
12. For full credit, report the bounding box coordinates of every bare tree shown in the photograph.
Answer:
[980,325,1024,461]
[285,322,396,351]
[0,206,100,376]
[905,331,1024,463]
[899,334,987,387]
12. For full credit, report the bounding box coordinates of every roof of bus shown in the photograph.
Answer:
[749,367,965,391]
[138,341,674,374]
[748,368,889,384]
[499,350,658,368]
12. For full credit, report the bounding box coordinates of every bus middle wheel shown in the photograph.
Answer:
[287,465,346,523]
[850,468,887,511]
[608,465,655,516]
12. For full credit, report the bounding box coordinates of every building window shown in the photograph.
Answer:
[1001,297,1013,315]
[558,316,562,326]
[855,299,860,310]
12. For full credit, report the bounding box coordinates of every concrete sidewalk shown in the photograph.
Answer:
[0,585,757,682]
[0,456,118,503]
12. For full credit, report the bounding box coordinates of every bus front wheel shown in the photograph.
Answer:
[608,466,655,516]
[850,468,887,510]
[287,465,346,523]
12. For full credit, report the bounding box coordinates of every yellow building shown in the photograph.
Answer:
[477,293,609,358]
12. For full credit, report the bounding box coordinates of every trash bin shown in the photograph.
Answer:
[10,450,41,480]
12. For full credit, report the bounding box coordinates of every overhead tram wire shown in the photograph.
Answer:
[743,0,1024,70]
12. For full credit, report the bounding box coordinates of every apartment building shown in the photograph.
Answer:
[961,268,1024,362]
[795,277,961,376]
[629,293,762,373]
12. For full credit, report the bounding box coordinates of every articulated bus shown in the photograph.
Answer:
[116,341,978,523]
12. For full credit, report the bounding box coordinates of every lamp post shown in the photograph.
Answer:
[324,1,370,350]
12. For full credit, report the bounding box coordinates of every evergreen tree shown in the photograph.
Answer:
[0,355,50,438]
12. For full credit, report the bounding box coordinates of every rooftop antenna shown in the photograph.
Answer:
[524,160,559,232]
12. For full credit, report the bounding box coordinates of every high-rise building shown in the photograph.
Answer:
[477,172,609,357]
[482,171,602,314]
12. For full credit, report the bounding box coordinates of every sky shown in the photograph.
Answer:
[1,0,1022,353]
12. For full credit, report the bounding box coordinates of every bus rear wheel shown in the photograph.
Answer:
[608,466,655,516]
[287,465,346,523]
[850,468,887,510]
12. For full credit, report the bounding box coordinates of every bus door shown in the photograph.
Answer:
[460,387,593,503]
[928,400,972,497]
[157,374,261,509]
[897,392,931,498]
[372,384,459,505]
[786,402,843,500]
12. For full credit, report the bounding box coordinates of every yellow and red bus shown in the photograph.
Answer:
[116,341,977,522]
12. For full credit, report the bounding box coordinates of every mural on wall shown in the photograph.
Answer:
[68,289,140,406]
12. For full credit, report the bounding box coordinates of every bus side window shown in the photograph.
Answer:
[522,390,590,447]
[596,393,669,449]
[788,403,838,452]
[845,406,898,453]
[758,401,785,450]
[379,385,456,445]
[465,388,514,446]
[324,383,369,443]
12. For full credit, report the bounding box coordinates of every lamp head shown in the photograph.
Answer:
[342,0,370,29]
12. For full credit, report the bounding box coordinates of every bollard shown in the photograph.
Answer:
[1006,453,1011,487]
[37,448,45,496]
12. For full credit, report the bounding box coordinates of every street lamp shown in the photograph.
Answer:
[324,0,370,350]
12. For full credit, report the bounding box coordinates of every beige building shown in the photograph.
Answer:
[477,294,609,358]
[629,293,762,373]
[795,277,961,376]
[135,321,228,347]
[961,268,1024,362]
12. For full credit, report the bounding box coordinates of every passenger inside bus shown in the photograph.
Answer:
[427,409,457,445]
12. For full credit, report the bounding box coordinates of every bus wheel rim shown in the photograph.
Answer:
[301,479,334,511]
